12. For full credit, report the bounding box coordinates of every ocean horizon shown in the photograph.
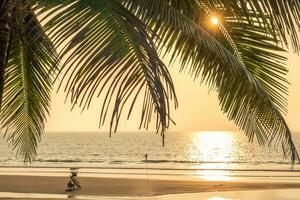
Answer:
[1,131,299,171]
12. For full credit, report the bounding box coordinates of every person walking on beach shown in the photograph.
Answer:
[66,168,81,191]
[144,153,148,161]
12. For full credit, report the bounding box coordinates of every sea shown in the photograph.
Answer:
[0,131,300,171]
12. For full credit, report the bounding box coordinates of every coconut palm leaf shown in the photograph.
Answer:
[124,0,299,162]
[0,0,17,109]
[201,0,300,51]
[125,0,300,50]
[221,14,289,111]
[218,15,298,160]
[0,6,57,162]
[34,0,177,141]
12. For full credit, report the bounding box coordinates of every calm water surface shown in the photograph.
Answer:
[0,131,300,170]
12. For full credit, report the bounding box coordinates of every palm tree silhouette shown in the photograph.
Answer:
[0,0,299,163]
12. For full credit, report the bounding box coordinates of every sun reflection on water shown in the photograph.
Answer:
[190,131,236,180]
[196,170,233,181]
[190,131,235,163]
[209,197,227,200]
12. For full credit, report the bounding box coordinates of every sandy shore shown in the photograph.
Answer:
[1,175,300,198]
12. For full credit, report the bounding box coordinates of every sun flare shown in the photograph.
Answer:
[211,17,219,25]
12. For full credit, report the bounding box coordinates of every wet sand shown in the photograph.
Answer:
[1,174,300,198]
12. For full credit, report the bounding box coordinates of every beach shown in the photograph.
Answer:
[1,132,300,199]
[2,174,300,196]
[1,168,300,199]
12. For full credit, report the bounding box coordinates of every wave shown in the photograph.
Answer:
[141,159,297,165]
[87,160,104,163]
[31,158,298,165]
[109,160,125,164]
[34,159,82,163]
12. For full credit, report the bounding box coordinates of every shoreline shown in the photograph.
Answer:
[0,165,300,172]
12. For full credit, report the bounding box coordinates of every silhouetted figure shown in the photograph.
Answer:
[66,168,81,192]
[144,153,149,183]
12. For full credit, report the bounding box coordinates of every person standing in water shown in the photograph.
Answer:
[144,153,149,183]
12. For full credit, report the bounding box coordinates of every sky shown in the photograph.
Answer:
[45,51,300,133]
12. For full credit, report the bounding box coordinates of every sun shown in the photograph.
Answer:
[211,17,219,25]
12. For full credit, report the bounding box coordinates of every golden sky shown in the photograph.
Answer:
[45,52,300,133]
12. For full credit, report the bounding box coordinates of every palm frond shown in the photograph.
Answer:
[217,14,298,159]
[124,0,299,162]
[222,15,289,110]
[201,0,300,52]
[0,6,56,162]
[0,0,17,108]
[35,0,177,141]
